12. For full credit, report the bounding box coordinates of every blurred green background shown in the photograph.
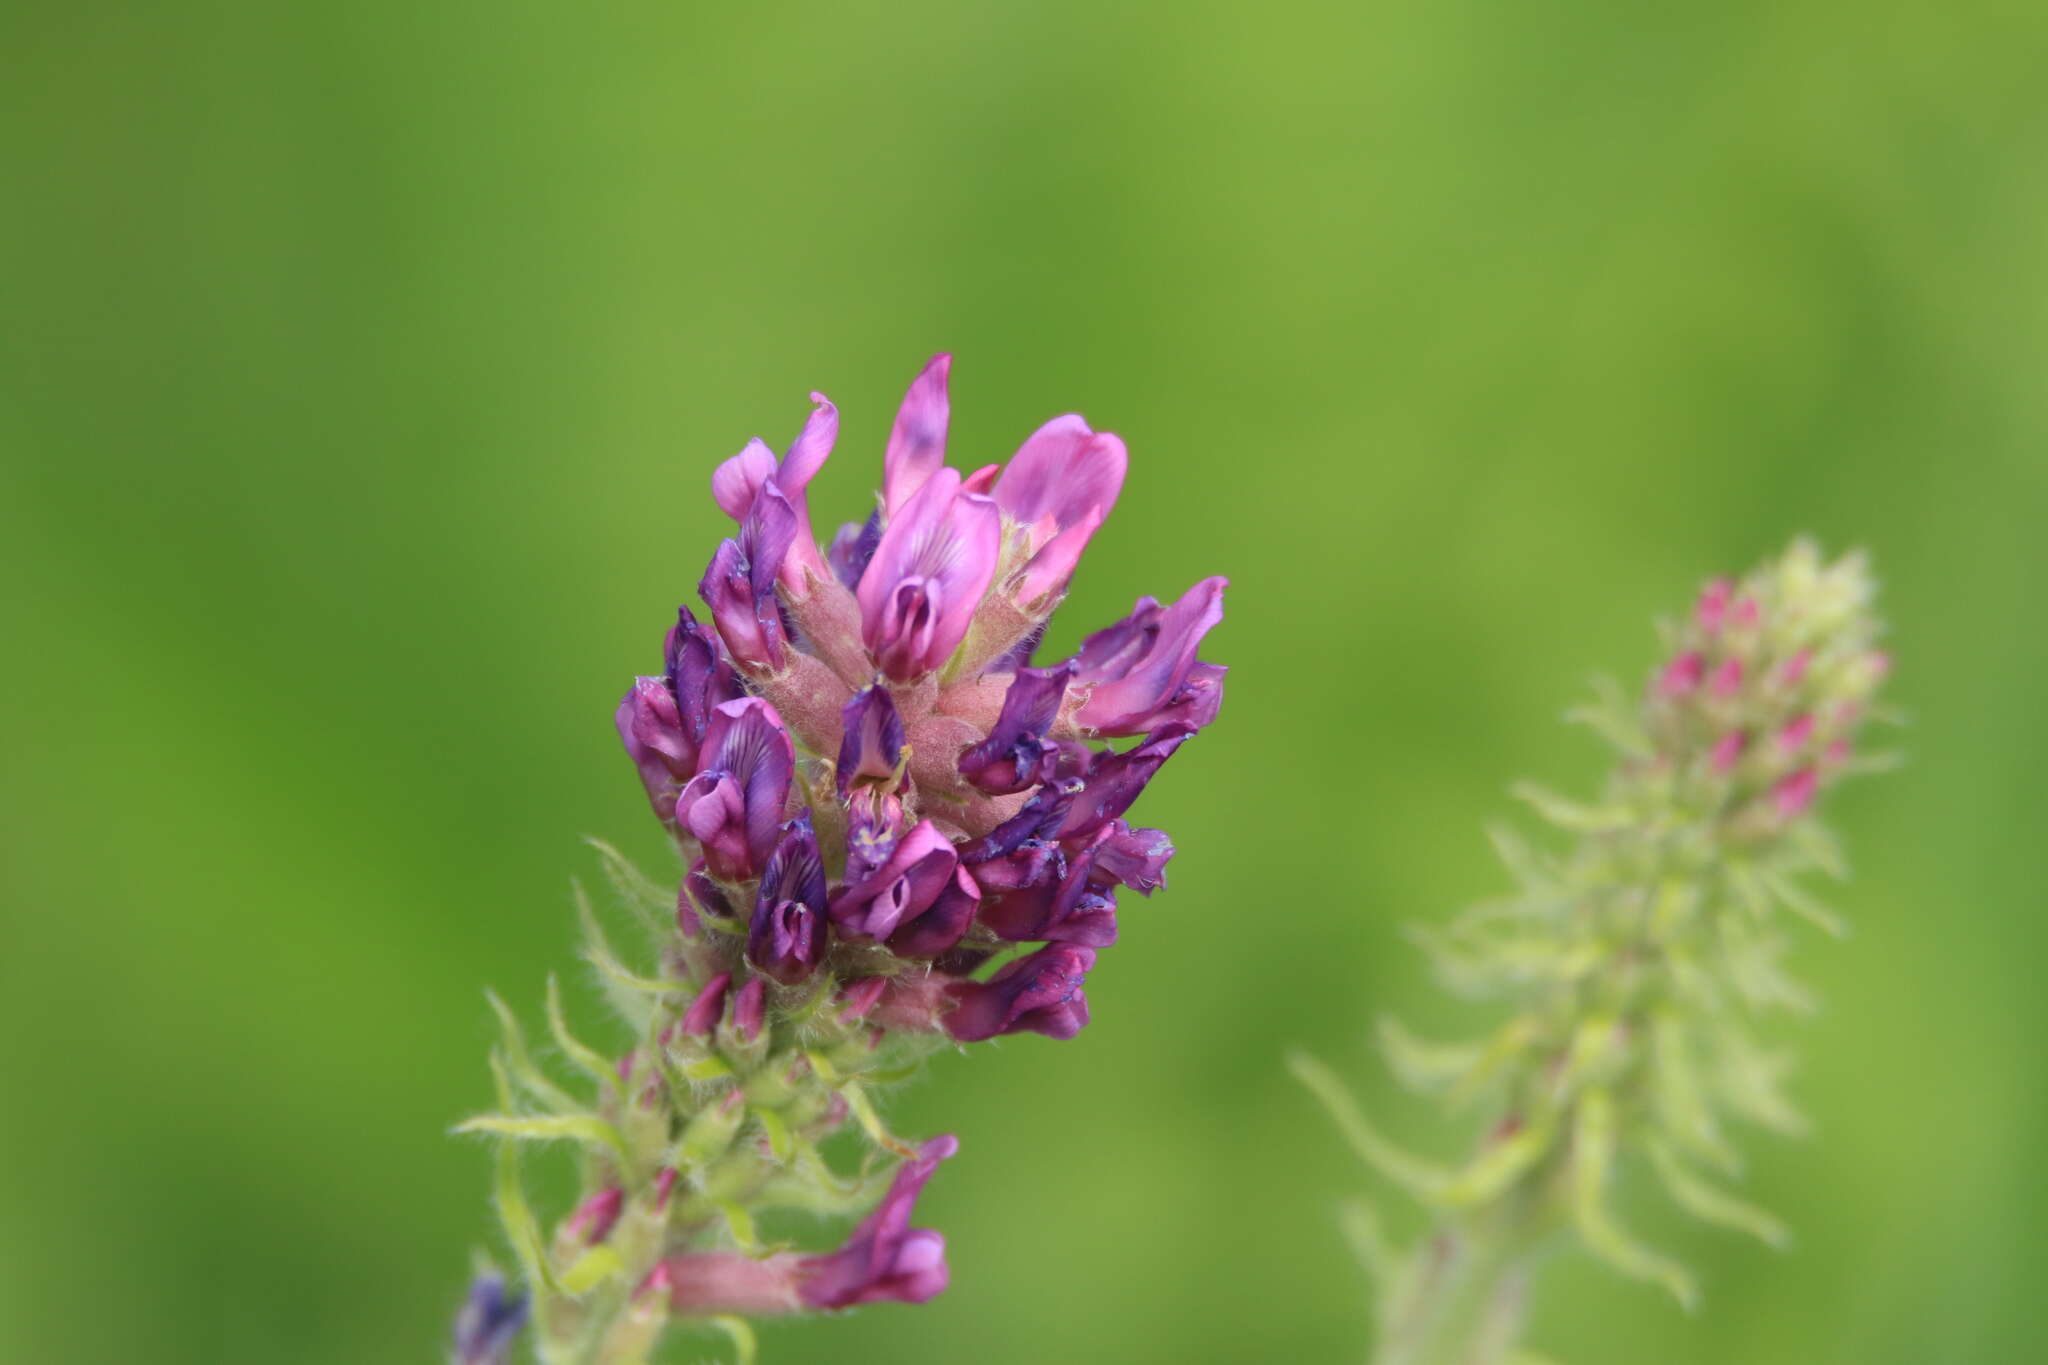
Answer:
[3,3,2042,1362]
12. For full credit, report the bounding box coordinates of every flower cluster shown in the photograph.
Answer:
[1295,541,1892,1365]
[459,356,1224,1364]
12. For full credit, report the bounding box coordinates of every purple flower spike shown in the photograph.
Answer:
[797,1136,960,1310]
[452,1271,528,1365]
[837,685,907,798]
[944,944,1096,1042]
[958,664,1074,795]
[856,467,1002,681]
[1071,577,1228,737]
[576,358,1228,1353]
[677,698,796,881]
[830,820,964,951]
[747,815,831,986]
[884,353,952,515]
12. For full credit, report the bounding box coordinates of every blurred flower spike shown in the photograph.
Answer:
[457,355,1224,1362]
[1294,540,1895,1365]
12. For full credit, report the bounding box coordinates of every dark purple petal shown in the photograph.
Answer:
[664,604,741,739]
[698,539,785,674]
[986,620,1048,674]
[944,945,1096,1042]
[978,848,1119,947]
[796,1136,959,1310]
[957,664,1074,795]
[829,820,960,946]
[958,773,1084,865]
[684,698,796,881]
[837,685,906,798]
[883,354,951,515]
[681,861,734,935]
[452,1272,528,1365]
[1050,725,1195,842]
[1089,821,1174,895]
[1070,577,1227,736]
[888,864,980,958]
[827,511,881,590]
[747,815,830,986]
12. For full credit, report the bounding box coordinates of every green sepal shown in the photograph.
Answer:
[1570,1090,1698,1310]
[558,1243,626,1295]
[457,1112,633,1168]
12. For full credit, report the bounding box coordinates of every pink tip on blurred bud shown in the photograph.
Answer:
[1710,731,1746,774]
[654,1167,679,1209]
[1660,651,1705,696]
[681,972,732,1037]
[1710,657,1744,698]
[1867,649,1892,679]
[838,976,890,1022]
[1824,738,1852,767]
[1774,767,1819,819]
[732,976,766,1043]
[1780,649,1812,687]
[1696,578,1733,632]
[566,1186,624,1246]
[1779,714,1815,752]
[1732,595,1761,629]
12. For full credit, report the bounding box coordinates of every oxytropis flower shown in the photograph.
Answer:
[459,355,1225,1363]
[1294,541,1892,1365]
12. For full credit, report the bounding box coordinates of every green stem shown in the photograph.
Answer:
[1374,1225,1537,1365]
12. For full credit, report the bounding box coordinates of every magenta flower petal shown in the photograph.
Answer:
[711,438,778,520]
[992,416,1127,547]
[1070,577,1227,737]
[883,354,952,515]
[856,467,1002,680]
